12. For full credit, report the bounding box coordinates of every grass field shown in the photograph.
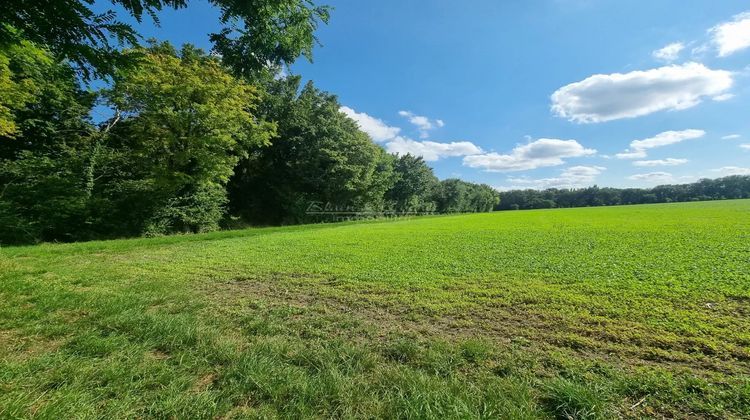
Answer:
[1,200,749,419]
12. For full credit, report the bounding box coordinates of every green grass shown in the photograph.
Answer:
[1,200,749,419]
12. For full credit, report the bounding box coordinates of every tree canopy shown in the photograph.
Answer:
[0,0,330,79]
[0,39,95,242]
[386,154,439,213]
[102,42,275,234]
[228,76,394,224]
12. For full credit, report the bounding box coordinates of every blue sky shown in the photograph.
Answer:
[102,0,750,189]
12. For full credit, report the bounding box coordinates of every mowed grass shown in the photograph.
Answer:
[1,200,749,419]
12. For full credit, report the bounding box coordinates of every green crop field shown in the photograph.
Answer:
[1,200,749,419]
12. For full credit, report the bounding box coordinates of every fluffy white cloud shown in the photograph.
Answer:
[712,93,735,102]
[652,42,685,61]
[628,172,674,183]
[630,129,705,149]
[551,63,733,123]
[616,129,705,159]
[385,137,482,161]
[711,166,750,176]
[504,165,606,189]
[339,106,400,142]
[398,111,444,138]
[462,138,596,172]
[614,150,647,159]
[740,144,750,150]
[722,134,741,140]
[710,12,750,57]
[633,158,689,167]
[340,106,480,161]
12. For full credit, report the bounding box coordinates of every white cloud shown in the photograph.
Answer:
[652,42,685,62]
[616,129,705,159]
[551,63,734,123]
[711,166,750,176]
[633,158,689,167]
[712,93,735,101]
[630,129,705,149]
[462,138,596,172]
[340,107,481,161]
[691,43,710,58]
[398,111,444,138]
[722,134,741,140]
[340,106,400,142]
[740,144,750,150]
[504,165,606,189]
[385,137,482,161]
[710,12,750,57]
[614,150,648,159]
[628,172,674,183]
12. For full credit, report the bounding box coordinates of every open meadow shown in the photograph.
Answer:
[1,200,749,419]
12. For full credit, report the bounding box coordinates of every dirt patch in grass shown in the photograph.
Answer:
[205,275,545,342]
[200,273,749,381]
[0,329,67,361]
[145,349,170,361]
[191,373,216,392]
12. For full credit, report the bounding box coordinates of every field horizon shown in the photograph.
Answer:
[2,200,749,418]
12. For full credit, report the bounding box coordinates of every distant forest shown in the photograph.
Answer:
[496,175,750,210]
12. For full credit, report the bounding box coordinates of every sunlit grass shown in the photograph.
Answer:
[1,200,749,418]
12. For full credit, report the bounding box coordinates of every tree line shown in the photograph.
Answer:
[496,175,750,210]
[0,0,498,245]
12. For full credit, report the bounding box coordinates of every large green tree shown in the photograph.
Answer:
[101,42,275,235]
[434,178,499,213]
[228,76,394,224]
[385,154,439,213]
[0,40,96,243]
[0,42,94,157]
[465,182,500,212]
[0,0,329,79]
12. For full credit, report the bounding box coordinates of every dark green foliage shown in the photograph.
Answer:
[0,41,276,243]
[209,0,331,80]
[435,178,500,213]
[466,182,501,212]
[496,176,750,210]
[0,0,329,80]
[226,78,499,226]
[0,41,96,244]
[435,178,469,213]
[101,42,274,235]
[0,39,94,158]
[228,76,394,224]
[385,154,439,213]
[142,183,230,235]
[0,0,142,79]
[0,151,89,243]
